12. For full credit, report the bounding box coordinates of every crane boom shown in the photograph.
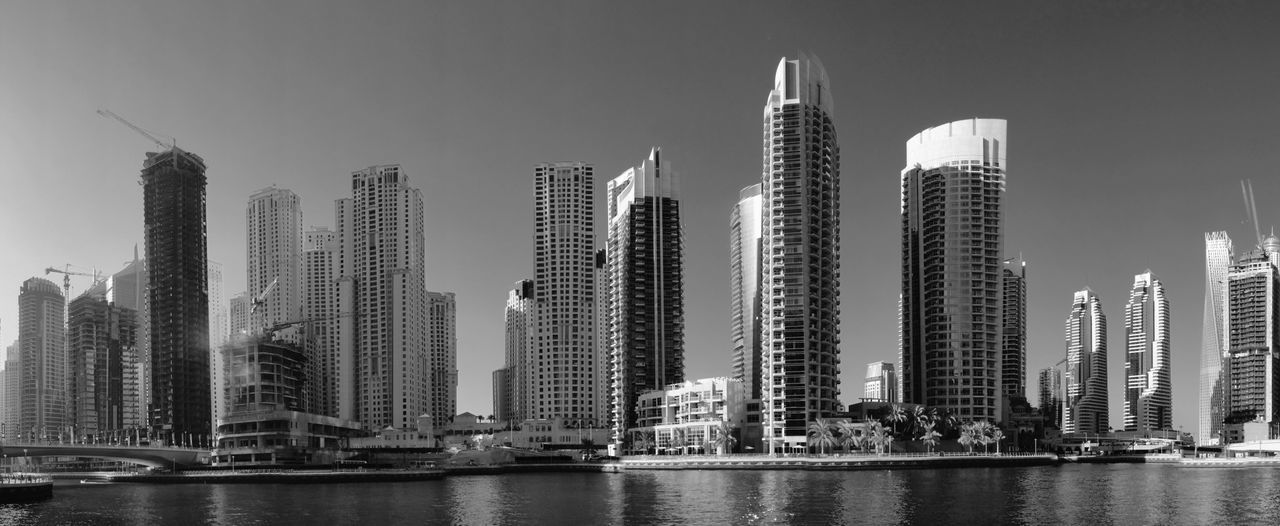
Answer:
[1242,179,1263,247]
[97,109,172,151]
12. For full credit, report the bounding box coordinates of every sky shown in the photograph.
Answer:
[3,1,1279,437]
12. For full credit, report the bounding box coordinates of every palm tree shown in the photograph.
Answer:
[835,420,859,454]
[713,420,738,455]
[958,423,977,454]
[990,427,1006,454]
[868,421,887,455]
[976,421,996,454]
[670,428,688,455]
[909,405,929,439]
[920,422,941,453]
[808,418,837,455]
[885,404,908,436]
[882,429,895,456]
[633,432,652,455]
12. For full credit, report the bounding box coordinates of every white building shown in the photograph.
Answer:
[760,55,842,451]
[729,184,762,401]
[629,377,747,455]
[246,187,304,337]
[1064,288,1108,435]
[531,162,599,425]
[864,361,897,403]
[303,226,339,417]
[1123,271,1171,432]
[1199,231,1233,445]
[500,280,535,423]
[336,164,428,430]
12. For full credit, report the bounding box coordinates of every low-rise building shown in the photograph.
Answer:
[624,377,747,455]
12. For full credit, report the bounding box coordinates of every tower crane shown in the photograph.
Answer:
[96,109,198,170]
[45,265,104,300]
[1242,179,1263,249]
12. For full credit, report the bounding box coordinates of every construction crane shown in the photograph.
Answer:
[45,265,103,300]
[249,278,278,317]
[263,312,354,340]
[1242,180,1263,248]
[96,109,198,170]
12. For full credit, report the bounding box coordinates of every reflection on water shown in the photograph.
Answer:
[5,465,1280,524]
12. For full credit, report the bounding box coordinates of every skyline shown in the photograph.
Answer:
[4,1,1280,437]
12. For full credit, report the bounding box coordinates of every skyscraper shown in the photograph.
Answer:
[207,259,227,432]
[108,250,149,426]
[335,164,427,430]
[501,279,535,423]
[729,183,763,400]
[3,341,18,438]
[246,187,303,337]
[1123,271,1171,432]
[900,118,1008,421]
[302,227,339,416]
[1001,257,1027,399]
[142,147,211,443]
[864,361,897,403]
[427,291,457,429]
[1038,366,1063,428]
[18,277,66,440]
[604,148,684,440]
[532,162,599,425]
[760,54,841,451]
[1199,231,1233,445]
[1222,248,1279,443]
[1064,288,1107,435]
[68,284,141,438]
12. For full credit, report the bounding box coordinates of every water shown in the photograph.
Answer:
[4,465,1280,525]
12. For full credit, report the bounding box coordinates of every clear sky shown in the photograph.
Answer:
[3,1,1279,436]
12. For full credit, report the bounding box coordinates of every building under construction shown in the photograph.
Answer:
[141,147,211,445]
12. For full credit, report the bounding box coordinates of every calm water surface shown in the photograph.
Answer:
[4,465,1280,525]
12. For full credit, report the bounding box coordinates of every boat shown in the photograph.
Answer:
[0,473,53,502]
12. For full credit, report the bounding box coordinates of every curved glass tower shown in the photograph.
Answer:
[1199,231,1232,445]
[760,54,841,452]
[899,118,1007,421]
[1124,271,1171,432]
[1064,289,1108,435]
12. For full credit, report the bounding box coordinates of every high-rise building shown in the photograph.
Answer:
[208,261,229,351]
[1222,249,1279,443]
[108,250,149,423]
[1038,366,1063,428]
[206,259,227,433]
[864,361,897,403]
[900,118,1008,422]
[500,280,535,423]
[1001,257,1027,399]
[3,341,18,438]
[729,183,763,400]
[18,277,66,440]
[531,162,599,425]
[1064,288,1107,435]
[302,227,339,417]
[141,147,211,443]
[247,187,304,337]
[604,148,684,440]
[336,164,427,430]
[427,291,457,430]
[1123,271,1171,432]
[228,293,250,340]
[759,55,842,451]
[68,284,141,438]
[1199,231,1233,445]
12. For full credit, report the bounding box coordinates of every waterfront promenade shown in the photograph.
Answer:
[615,452,1059,471]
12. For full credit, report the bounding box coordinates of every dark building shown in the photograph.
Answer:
[604,148,684,440]
[1002,258,1027,399]
[224,336,304,415]
[141,148,211,444]
[68,286,141,439]
[18,277,66,438]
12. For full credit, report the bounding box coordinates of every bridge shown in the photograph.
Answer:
[1,442,210,469]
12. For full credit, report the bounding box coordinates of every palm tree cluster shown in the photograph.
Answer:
[807,418,887,455]
[958,421,1006,454]
[879,404,961,442]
